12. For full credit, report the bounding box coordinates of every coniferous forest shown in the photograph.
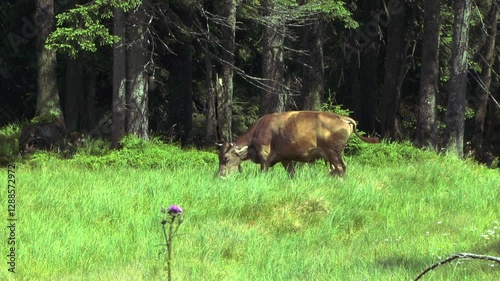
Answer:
[1,0,499,165]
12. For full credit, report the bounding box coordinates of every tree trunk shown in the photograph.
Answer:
[359,50,378,133]
[179,12,194,147]
[126,4,149,140]
[216,0,238,141]
[35,0,63,122]
[260,0,286,115]
[381,0,406,140]
[415,0,440,149]
[471,1,498,157]
[350,56,361,120]
[301,19,324,111]
[483,58,500,157]
[444,0,472,157]
[64,58,83,131]
[204,44,217,145]
[86,65,97,132]
[179,40,193,146]
[358,0,381,133]
[112,7,127,148]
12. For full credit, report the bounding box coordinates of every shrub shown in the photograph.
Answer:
[70,135,218,169]
[320,91,352,117]
[76,138,111,156]
[30,110,61,124]
[0,123,21,165]
[346,140,437,166]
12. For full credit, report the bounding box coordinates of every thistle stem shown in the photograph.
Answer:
[166,215,175,281]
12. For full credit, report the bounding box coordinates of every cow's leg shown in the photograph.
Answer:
[260,162,269,172]
[281,161,295,178]
[336,154,347,176]
[327,150,346,176]
[258,144,271,172]
[326,151,337,175]
[259,155,270,172]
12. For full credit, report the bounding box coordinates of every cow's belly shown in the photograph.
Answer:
[273,146,327,163]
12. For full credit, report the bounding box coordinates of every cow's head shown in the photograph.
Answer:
[217,142,248,177]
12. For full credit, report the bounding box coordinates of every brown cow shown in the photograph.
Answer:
[217,111,379,178]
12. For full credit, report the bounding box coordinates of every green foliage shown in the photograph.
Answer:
[319,93,380,156]
[75,138,112,156]
[119,134,152,149]
[191,112,208,145]
[465,105,475,120]
[232,101,260,137]
[320,91,352,116]
[346,140,436,166]
[26,150,62,166]
[66,135,217,169]
[31,109,61,123]
[438,0,486,84]
[241,0,357,30]
[298,0,358,28]
[0,123,21,165]
[46,0,142,57]
[0,123,21,139]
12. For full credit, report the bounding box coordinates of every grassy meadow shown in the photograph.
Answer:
[1,138,499,280]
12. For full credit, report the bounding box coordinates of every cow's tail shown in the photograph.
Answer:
[344,118,380,143]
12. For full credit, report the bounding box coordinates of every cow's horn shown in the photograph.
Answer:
[215,142,223,147]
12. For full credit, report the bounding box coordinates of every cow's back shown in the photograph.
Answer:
[250,111,352,163]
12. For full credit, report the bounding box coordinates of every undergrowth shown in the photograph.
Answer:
[0,123,21,165]
[21,134,446,172]
[26,135,217,170]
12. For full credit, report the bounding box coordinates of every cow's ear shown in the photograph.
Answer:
[235,145,248,156]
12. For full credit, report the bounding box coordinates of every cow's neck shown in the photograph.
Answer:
[235,123,257,146]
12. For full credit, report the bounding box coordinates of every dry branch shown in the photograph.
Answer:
[414,253,500,280]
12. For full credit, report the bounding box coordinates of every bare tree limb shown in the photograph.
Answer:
[414,253,500,281]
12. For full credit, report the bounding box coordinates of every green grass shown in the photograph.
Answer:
[1,140,499,280]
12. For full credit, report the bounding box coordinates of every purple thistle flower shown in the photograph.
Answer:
[168,205,183,215]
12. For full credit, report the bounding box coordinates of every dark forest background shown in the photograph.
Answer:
[1,0,499,165]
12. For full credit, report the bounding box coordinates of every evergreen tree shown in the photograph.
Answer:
[35,0,63,122]
[445,0,472,157]
[415,0,440,149]
[381,0,406,140]
[471,1,499,158]
[112,7,127,147]
[260,0,286,115]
